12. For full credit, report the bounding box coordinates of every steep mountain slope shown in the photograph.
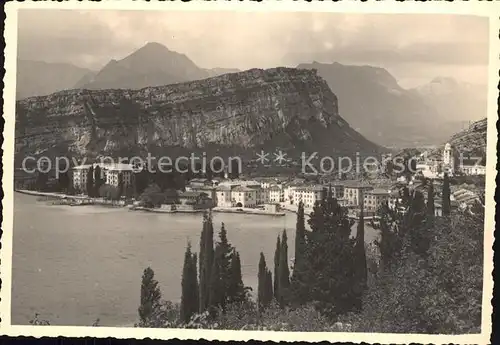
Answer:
[16,60,93,100]
[422,117,488,162]
[78,42,210,90]
[449,118,488,155]
[204,68,241,78]
[412,77,488,124]
[15,67,383,166]
[297,62,460,148]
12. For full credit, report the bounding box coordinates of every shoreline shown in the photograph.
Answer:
[131,206,285,217]
[16,190,286,217]
[15,189,127,207]
[212,207,285,217]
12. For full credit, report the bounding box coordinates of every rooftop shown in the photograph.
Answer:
[344,183,373,189]
[179,191,209,198]
[216,185,233,191]
[295,185,324,192]
[190,185,216,191]
[460,158,486,167]
[73,163,135,171]
[366,188,390,195]
[189,178,209,183]
[233,186,257,192]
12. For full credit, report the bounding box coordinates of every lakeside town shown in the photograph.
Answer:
[10,9,492,338]
[15,140,486,221]
[14,139,487,332]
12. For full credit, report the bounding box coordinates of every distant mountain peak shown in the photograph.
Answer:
[74,41,209,90]
[141,41,170,51]
[429,76,459,86]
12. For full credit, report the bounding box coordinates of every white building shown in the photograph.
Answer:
[442,143,455,175]
[459,157,486,176]
[104,164,134,187]
[268,186,282,204]
[344,183,373,206]
[461,164,486,176]
[363,188,391,213]
[293,185,324,209]
[284,186,297,205]
[215,185,234,207]
[72,163,134,192]
[329,183,345,199]
[232,186,257,208]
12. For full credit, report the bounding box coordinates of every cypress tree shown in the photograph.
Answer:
[258,252,267,310]
[264,269,273,307]
[227,250,245,304]
[401,186,411,206]
[278,230,290,306]
[199,216,206,312]
[405,190,431,256]
[138,267,162,327]
[293,201,306,278]
[86,166,94,197]
[117,172,124,201]
[290,192,357,317]
[180,242,199,323]
[377,201,402,271]
[427,182,435,216]
[353,195,367,310]
[199,211,214,313]
[273,235,281,301]
[191,252,199,318]
[442,173,451,216]
[208,247,222,313]
[94,165,102,195]
[217,222,232,304]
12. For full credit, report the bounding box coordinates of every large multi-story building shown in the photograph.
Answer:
[292,185,324,209]
[344,183,373,206]
[215,185,234,207]
[363,188,391,213]
[72,163,134,192]
[232,186,257,208]
[459,158,486,176]
[105,164,134,187]
[268,187,282,203]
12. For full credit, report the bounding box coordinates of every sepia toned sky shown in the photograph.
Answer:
[17,10,490,88]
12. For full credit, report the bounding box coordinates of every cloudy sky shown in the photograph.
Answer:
[17,10,489,88]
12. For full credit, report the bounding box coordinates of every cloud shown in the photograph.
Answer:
[16,10,489,84]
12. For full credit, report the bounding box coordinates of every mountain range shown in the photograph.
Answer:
[15,68,383,168]
[16,59,93,100]
[16,42,487,148]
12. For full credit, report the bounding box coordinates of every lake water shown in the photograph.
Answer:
[11,193,379,326]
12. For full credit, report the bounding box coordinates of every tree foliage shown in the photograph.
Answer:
[258,253,273,310]
[138,267,164,327]
[180,242,199,323]
[278,230,290,307]
[199,211,214,313]
[273,235,281,302]
[290,190,358,317]
[442,173,451,216]
[140,183,165,208]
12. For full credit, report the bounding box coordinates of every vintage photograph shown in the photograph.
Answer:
[1,3,496,343]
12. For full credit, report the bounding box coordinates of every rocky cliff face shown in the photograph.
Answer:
[15,67,382,165]
[449,118,488,154]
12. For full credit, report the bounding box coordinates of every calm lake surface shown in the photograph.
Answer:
[12,193,379,326]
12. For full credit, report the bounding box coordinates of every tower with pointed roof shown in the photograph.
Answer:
[442,142,454,176]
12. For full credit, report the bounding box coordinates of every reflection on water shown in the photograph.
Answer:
[12,193,379,326]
